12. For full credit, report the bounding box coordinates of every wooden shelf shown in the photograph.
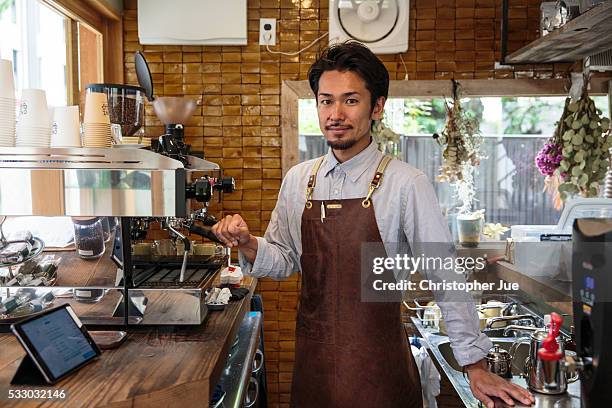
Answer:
[505,1,612,64]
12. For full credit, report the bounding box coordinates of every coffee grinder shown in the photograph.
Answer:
[134,51,197,164]
[152,96,196,162]
[569,218,612,407]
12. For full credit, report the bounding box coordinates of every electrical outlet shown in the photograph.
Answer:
[259,18,276,46]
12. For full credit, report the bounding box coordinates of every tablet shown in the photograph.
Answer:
[10,304,101,384]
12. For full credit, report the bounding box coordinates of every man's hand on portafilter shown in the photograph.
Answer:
[466,360,535,407]
[211,214,258,262]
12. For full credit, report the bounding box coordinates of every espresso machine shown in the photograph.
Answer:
[569,218,612,407]
[0,144,234,326]
[0,70,235,326]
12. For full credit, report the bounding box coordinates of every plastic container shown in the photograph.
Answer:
[510,199,612,280]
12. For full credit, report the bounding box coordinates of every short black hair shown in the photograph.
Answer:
[308,40,389,111]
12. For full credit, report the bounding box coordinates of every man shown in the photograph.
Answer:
[212,41,534,408]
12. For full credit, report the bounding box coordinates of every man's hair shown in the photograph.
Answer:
[308,41,389,112]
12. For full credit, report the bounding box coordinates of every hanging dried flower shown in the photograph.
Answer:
[555,89,612,200]
[371,118,402,159]
[435,81,483,184]
[435,80,484,214]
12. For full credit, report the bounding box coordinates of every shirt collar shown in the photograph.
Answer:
[320,139,381,183]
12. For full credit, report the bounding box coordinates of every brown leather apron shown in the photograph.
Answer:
[290,156,423,408]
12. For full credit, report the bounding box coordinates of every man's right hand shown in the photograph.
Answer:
[212,214,259,263]
[211,214,251,248]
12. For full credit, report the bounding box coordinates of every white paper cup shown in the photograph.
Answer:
[15,128,51,147]
[0,60,15,99]
[51,106,81,147]
[16,121,51,147]
[0,134,14,146]
[83,92,110,124]
[18,89,51,128]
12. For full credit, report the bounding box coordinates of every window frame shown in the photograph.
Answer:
[281,78,612,176]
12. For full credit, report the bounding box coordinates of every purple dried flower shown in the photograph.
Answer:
[535,142,563,177]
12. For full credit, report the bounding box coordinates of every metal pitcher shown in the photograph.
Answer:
[486,344,513,378]
[510,330,579,394]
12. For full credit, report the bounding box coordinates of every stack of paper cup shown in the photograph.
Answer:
[16,89,52,147]
[51,106,81,147]
[82,92,112,147]
[121,133,151,147]
[0,59,17,147]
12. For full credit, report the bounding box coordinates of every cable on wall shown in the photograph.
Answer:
[264,32,329,56]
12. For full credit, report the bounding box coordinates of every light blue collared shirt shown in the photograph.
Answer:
[239,140,492,366]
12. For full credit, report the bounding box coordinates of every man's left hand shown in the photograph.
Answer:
[465,360,535,407]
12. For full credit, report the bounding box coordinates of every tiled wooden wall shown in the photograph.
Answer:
[123,0,567,406]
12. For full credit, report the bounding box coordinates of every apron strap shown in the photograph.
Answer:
[362,155,393,208]
[305,156,325,209]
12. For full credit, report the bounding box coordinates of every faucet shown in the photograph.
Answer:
[503,325,540,337]
[479,301,519,316]
[485,314,538,330]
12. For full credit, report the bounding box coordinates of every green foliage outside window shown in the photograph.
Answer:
[0,0,12,16]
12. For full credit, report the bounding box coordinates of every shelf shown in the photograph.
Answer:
[505,1,612,64]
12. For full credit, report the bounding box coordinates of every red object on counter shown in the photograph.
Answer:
[538,312,564,361]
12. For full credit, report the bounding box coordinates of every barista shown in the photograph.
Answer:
[212,41,535,408]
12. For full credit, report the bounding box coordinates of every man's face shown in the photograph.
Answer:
[316,70,385,151]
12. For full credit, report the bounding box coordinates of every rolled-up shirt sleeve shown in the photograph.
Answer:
[405,173,492,367]
[238,169,301,279]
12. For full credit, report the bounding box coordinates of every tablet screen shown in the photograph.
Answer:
[19,307,98,380]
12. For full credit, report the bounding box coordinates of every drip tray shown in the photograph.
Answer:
[132,255,226,289]
[115,256,226,325]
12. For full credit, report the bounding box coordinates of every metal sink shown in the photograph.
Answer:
[411,317,582,407]
[438,338,530,375]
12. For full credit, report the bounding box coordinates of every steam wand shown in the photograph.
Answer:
[167,222,190,283]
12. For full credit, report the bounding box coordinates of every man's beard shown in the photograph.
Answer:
[327,138,358,150]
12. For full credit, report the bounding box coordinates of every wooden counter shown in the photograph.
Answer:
[0,275,257,407]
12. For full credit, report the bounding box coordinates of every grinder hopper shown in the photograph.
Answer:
[153,96,197,136]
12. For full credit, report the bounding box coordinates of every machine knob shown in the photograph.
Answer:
[219,177,235,193]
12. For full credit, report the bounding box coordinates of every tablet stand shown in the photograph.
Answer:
[10,355,49,385]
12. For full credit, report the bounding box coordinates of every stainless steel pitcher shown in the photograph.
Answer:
[510,330,579,394]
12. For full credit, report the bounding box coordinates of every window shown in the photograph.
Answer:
[0,0,105,107]
[298,95,611,226]
[0,0,68,105]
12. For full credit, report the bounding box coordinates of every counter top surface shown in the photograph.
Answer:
[0,276,257,408]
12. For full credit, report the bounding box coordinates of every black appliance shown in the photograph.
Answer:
[571,218,612,407]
